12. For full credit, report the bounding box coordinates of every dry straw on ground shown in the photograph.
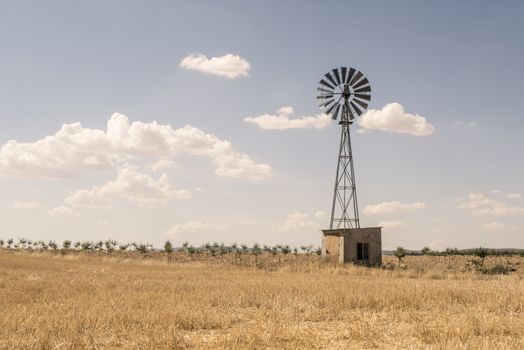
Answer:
[0,251,523,349]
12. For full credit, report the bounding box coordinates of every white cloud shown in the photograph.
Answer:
[150,159,176,173]
[48,205,78,216]
[364,201,426,215]
[358,103,434,136]
[12,201,40,209]
[483,222,517,232]
[507,193,522,199]
[458,193,524,216]
[166,221,210,235]
[377,220,405,229]
[65,188,113,209]
[454,120,476,127]
[179,53,250,79]
[278,211,318,231]
[244,107,331,130]
[65,166,191,208]
[0,113,272,181]
[314,210,328,219]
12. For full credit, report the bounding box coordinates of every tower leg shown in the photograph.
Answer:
[330,122,360,229]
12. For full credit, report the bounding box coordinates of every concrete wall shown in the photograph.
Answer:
[322,233,341,263]
[322,227,382,265]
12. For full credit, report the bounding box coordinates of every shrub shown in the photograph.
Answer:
[483,264,516,275]
[394,247,406,265]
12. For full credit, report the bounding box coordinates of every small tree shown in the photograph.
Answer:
[293,247,298,255]
[252,243,262,267]
[394,246,406,266]
[164,240,173,262]
[49,240,58,253]
[62,240,72,254]
[421,246,432,255]
[118,243,130,254]
[74,241,81,250]
[0,239,4,249]
[81,241,93,251]
[281,245,291,255]
[19,238,27,249]
[95,241,104,255]
[104,240,117,256]
[136,243,151,258]
[7,239,13,249]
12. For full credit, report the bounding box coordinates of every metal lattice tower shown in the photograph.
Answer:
[316,67,371,229]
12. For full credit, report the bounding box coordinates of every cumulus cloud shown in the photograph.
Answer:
[458,193,524,216]
[314,210,328,219]
[364,201,426,215]
[12,201,40,209]
[244,106,331,130]
[358,103,434,136]
[179,53,250,79]
[0,113,272,181]
[65,166,191,208]
[278,211,318,231]
[150,159,176,173]
[166,221,210,235]
[48,205,78,216]
[454,120,476,127]
[483,222,517,231]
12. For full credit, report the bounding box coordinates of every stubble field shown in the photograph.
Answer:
[1,250,523,349]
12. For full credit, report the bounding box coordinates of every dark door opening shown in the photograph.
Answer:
[357,243,369,261]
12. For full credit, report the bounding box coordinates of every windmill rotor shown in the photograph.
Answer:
[316,67,371,123]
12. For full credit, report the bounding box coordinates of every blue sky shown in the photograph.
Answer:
[1,1,523,249]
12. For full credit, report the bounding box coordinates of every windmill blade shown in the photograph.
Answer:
[324,73,337,87]
[316,95,334,102]
[319,98,335,108]
[354,93,371,101]
[332,68,341,85]
[349,71,364,86]
[317,93,333,99]
[319,79,335,90]
[325,102,338,116]
[340,67,347,84]
[317,87,334,94]
[331,104,341,120]
[345,68,356,84]
[353,97,368,110]
[354,86,371,93]
[353,77,369,90]
[350,101,363,115]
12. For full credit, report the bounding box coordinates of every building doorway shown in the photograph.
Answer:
[357,242,369,261]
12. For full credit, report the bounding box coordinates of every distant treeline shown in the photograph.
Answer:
[383,247,524,256]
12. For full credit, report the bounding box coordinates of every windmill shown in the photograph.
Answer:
[316,67,371,230]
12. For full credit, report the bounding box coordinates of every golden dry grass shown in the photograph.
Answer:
[1,250,523,349]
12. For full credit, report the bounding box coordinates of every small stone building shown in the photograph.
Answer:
[322,227,382,265]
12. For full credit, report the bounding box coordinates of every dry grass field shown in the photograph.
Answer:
[1,250,524,349]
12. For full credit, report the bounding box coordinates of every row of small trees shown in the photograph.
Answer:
[0,237,321,261]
